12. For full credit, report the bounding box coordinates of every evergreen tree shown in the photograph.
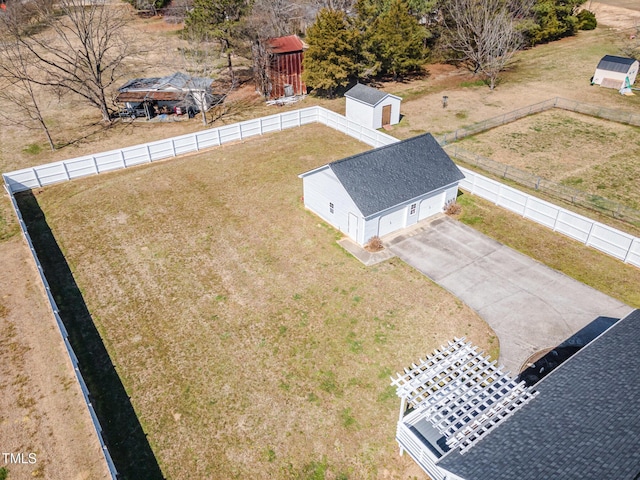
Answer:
[371,0,426,80]
[185,0,252,82]
[352,0,384,79]
[525,0,582,45]
[302,9,358,97]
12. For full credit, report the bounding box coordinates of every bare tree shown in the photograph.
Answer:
[252,0,300,35]
[3,0,136,122]
[312,0,354,13]
[0,38,56,150]
[179,31,234,125]
[443,0,532,89]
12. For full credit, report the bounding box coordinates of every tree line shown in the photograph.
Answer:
[0,0,598,151]
[184,0,597,96]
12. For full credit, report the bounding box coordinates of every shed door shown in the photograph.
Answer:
[379,208,405,237]
[406,202,419,226]
[348,212,358,241]
[382,105,391,126]
[419,193,444,221]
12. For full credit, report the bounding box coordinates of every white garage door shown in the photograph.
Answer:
[378,208,406,237]
[419,192,444,221]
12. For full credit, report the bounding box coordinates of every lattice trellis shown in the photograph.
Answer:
[391,338,538,454]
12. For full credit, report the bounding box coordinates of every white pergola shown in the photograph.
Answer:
[391,338,538,454]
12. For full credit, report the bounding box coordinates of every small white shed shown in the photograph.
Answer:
[344,83,402,129]
[298,133,464,245]
[592,55,639,89]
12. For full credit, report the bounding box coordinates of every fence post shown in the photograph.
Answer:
[171,139,177,157]
[552,209,561,231]
[298,110,301,126]
[92,156,100,173]
[121,150,126,168]
[217,128,222,146]
[623,239,637,263]
[194,133,200,151]
[62,162,71,181]
[585,222,596,247]
[31,168,42,187]
[146,145,152,162]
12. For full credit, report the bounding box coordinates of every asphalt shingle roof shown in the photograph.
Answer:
[119,72,212,92]
[438,309,640,480]
[596,55,637,74]
[344,83,395,106]
[328,133,464,217]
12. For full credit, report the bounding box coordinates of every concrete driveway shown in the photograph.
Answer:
[388,217,633,373]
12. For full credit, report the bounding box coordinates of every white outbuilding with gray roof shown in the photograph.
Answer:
[344,83,402,129]
[592,55,639,89]
[298,133,464,245]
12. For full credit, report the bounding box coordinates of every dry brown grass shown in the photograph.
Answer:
[457,110,640,210]
[386,28,640,141]
[32,124,494,480]
[0,239,111,480]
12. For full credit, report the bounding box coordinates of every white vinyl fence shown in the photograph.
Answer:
[1,103,637,480]
[459,166,640,268]
[2,107,397,194]
[0,106,398,479]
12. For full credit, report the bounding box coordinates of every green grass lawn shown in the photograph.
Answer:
[32,124,495,480]
[456,193,640,309]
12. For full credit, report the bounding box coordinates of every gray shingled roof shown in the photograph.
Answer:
[344,83,396,106]
[328,133,464,217]
[596,55,637,74]
[438,309,640,480]
[119,72,212,92]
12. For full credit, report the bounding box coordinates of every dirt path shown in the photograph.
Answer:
[0,237,110,480]
[589,0,640,13]
[588,1,640,30]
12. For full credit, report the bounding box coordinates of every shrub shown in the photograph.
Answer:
[577,10,597,31]
[365,236,384,252]
[444,200,462,216]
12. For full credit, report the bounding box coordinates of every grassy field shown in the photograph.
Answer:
[3,13,640,480]
[28,124,494,479]
[457,110,640,210]
[388,28,640,141]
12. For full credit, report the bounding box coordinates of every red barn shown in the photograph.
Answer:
[265,35,307,99]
